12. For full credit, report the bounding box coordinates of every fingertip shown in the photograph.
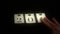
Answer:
[42,17,46,20]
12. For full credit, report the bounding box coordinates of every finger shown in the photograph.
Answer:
[52,17,60,25]
[41,17,53,28]
[44,17,56,26]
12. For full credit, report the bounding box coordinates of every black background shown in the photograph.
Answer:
[7,0,59,34]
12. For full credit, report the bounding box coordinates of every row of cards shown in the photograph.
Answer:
[14,13,46,24]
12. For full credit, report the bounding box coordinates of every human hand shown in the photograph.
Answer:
[41,17,60,34]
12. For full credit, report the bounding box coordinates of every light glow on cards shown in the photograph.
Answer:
[14,13,46,24]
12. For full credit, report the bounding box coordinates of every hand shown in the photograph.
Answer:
[41,17,60,34]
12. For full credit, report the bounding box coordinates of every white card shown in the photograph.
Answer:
[36,13,46,23]
[14,14,24,24]
[25,13,36,23]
